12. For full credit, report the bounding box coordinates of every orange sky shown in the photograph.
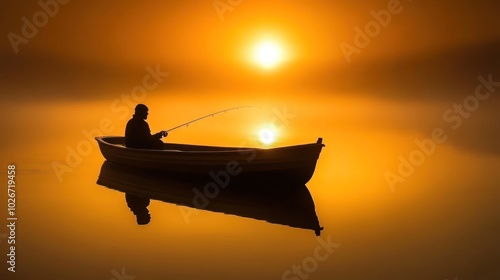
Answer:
[1,0,499,99]
[2,0,499,62]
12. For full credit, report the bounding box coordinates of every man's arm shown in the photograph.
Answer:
[152,131,168,139]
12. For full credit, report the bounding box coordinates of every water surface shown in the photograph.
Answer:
[1,92,499,280]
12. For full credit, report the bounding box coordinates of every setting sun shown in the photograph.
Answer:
[258,127,276,145]
[252,40,285,69]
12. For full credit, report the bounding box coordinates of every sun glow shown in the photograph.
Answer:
[252,40,285,69]
[259,127,276,145]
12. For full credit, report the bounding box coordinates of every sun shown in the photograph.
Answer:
[259,127,276,145]
[252,40,284,69]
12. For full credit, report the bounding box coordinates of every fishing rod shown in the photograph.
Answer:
[165,106,261,133]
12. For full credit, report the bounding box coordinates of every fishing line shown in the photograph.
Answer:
[165,106,261,133]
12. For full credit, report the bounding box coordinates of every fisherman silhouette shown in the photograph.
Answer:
[125,104,167,149]
[125,193,151,225]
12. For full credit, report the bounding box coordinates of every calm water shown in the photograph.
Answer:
[1,92,499,280]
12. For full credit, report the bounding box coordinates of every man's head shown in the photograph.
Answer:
[136,212,151,225]
[134,104,149,120]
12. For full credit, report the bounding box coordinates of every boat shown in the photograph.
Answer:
[96,161,324,235]
[95,136,325,184]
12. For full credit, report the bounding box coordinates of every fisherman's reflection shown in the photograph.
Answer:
[125,194,151,225]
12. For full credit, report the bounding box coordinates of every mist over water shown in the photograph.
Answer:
[1,89,499,279]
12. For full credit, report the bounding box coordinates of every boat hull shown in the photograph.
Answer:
[95,136,325,184]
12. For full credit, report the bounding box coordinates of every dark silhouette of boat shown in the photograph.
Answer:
[96,161,324,235]
[95,137,325,184]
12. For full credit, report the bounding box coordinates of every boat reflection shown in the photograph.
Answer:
[96,161,324,235]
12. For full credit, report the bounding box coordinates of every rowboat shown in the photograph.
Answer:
[95,136,325,184]
[97,161,324,235]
